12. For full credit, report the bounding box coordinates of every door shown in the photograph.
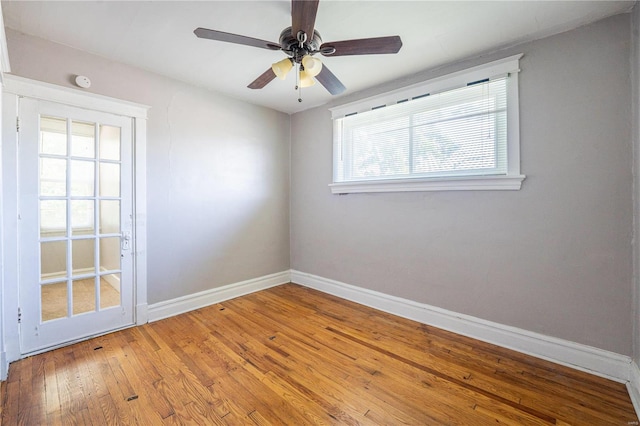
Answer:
[18,98,135,354]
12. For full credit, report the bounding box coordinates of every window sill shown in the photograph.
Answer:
[329,174,526,194]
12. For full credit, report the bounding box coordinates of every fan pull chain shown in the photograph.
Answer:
[295,62,302,102]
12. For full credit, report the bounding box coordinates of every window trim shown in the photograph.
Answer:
[329,54,525,194]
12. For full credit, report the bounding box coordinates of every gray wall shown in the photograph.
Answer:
[633,4,640,368]
[291,13,633,355]
[6,29,291,304]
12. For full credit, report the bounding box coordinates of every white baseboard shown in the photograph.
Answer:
[136,303,148,326]
[147,271,291,322]
[41,267,95,281]
[1,350,6,381]
[100,267,120,291]
[291,270,632,383]
[629,361,640,418]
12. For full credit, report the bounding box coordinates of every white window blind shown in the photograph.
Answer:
[330,54,524,193]
[336,78,507,182]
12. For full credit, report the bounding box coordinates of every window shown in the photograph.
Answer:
[330,55,525,193]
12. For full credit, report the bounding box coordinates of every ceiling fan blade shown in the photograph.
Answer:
[315,65,346,95]
[194,28,281,51]
[291,0,319,40]
[248,68,277,89]
[320,36,402,56]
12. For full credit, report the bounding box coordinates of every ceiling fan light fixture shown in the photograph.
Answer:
[299,69,316,87]
[195,0,403,96]
[272,57,293,80]
[301,55,323,77]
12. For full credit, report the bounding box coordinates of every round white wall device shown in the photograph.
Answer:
[75,75,91,89]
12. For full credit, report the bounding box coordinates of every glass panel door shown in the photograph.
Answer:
[19,99,134,354]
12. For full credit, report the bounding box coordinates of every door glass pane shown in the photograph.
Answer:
[41,281,68,321]
[40,200,66,238]
[99,200,120,234]
[100,125,121,161]
[71,121,95,158]
[100,237,120,271]
[41,240,66,280]
[72,278,96,315]
[70,160,95,196]
[40,158,67,196]
[40,116,67,156]
[71,200,94,236]
[72,238,95,276]
[100,274,120,309]
[99,163,120,197]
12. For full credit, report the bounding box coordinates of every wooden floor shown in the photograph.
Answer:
[1,284,638,425]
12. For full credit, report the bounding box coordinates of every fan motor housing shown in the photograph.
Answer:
[279,26,322,62]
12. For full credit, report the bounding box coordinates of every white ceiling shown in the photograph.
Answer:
[1,1,635,114]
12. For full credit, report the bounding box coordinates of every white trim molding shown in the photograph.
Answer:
[291,270,633,383]
[330,54,523,119]
[0,5,11,80]
[147,271,291,322]
[630,361,640,419]
[330,55,524,194]
[0,351,6,382]
[330,174,525,194]
[4,75,148,119]
[133,113,148,326]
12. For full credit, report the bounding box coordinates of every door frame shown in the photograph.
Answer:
[1,75,149,371]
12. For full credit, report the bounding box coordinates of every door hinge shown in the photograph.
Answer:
[18,307,22,323]
[16,117,20,132]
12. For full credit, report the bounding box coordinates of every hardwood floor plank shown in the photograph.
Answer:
[203,331,315,425]
[0,379,5,421]
[211,298,430,423]
[210,305,426,424]
[98,392,122,425]
[2,283,638,425]
[230,290,540,423]
[4,380,20,424]
[74,346,108,425]
[54,348,88,416]
[231,290,540,422]
[262,286,612,421]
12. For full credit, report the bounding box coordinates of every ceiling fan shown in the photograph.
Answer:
[194,0,402,101]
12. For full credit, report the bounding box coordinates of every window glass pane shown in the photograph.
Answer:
[413,114,498,173]
[40,200,66,238]
[71,200,94,236]
[40,158,67,196]
[71,121,95,158]
[72,238,95,276]
[72,278,96,315]
[99,163,120,197]
[70,160,95,197]
[40,116,67,156]
[351,125,410,178]
[41,281,68,321]
[100,125,121,161]
[41,240,66,280]
[99,200,120,234]
[100,274,121,309]
[336,77,508,182]
[100,237,120,272]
